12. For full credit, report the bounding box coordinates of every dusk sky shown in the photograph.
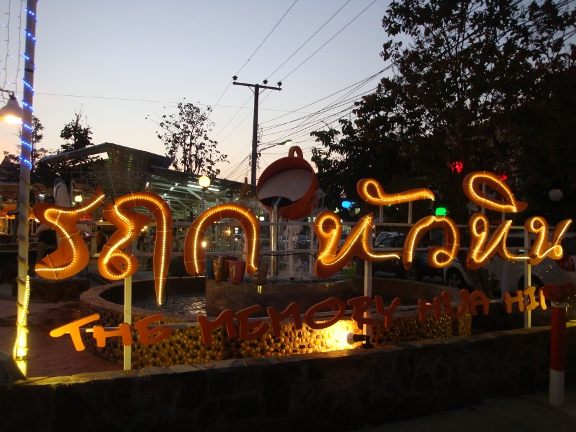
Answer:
[0,1,389,182]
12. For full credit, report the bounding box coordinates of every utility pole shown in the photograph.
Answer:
[232,77,282,186]
[13,0,37,378]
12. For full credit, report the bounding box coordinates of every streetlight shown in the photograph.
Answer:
[252,139,293,185]
[198,175,210,212]
[549,188,564,224]
[549,189,563,202]
[0,89,23,124]
[259,139,292,152]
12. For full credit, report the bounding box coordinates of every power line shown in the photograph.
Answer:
[32,91,309,115]
[278,0,378,83]
[1,0,25,100]
[258,68,386,146]
[264,0,351,80]
[214,0,381,164]
[221,0,575,156]
[246,0,576,178]
[234,0,299,78]
[212,94,254,140]
[219,67,386,182]
[260,68,387,133]
[220,153,251,181]
[261,89,374,143]
[209,0,297,121]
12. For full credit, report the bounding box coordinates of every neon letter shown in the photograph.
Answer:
[314,211,400,278]
[34,186,105,279]
[462,171,528,213]
[441,290,469,318]
[99,192,172,306]
[468,290,491,316]
[235,306,271,341]
[374,296,401,328]
[357,178,435,205]
[404,216,460,269]
[418,298,442,322]
[184,204,260,276]
[93,323,132,348]
[347,296,375,327]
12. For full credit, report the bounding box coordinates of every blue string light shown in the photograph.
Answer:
[23,80,34,92]
[18,157,32,169]
[19,6,38,171]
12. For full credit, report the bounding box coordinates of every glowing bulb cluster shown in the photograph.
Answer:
[98,192,172,306]
[402,216,460,269]
[34,186,105,279]
[314,211,403,278]
[357,178,435,205]
[462,171,527,213]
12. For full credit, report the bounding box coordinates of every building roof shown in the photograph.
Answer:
[40,142,253,220]
[40,142,174,171]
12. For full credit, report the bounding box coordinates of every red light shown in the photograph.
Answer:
[449,161,463,174]
[499,172,508,181]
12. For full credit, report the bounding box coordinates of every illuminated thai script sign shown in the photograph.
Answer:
[38,171,571,349]
[34,171,572,291]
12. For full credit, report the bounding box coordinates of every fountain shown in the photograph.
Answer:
[77,147,471,368]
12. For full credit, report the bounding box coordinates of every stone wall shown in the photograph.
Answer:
[11,277,90,302]
[0,324,574,432]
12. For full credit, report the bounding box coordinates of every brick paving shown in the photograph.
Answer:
[0,286,121,377]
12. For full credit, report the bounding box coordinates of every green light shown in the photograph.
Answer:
[435,206,448,216]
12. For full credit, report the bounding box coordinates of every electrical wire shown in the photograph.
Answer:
[258,68,386,146]
[264,0,352,81]
[209,0,297,120]
[1,0,24,100]
[260,89,375,144]
[218,64,387,182]
[219,71,382,181]
[278,0,378,83]
[234,0,299,78]
[259,67,388,127]
[215,0,381,155]
[14,0,24,96]
[1,0,12,93]
[212,94,253,140]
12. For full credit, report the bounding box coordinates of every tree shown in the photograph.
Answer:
[53,111,103,182]
[514,67,576,223]
[60,111,93,152]
[308,0,576,294]
[2,116,52,184]
[310,118,416,221]
[311,0,576,224]
[150,101,227,178]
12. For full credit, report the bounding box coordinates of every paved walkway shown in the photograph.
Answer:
[355,389,576,431]
[1,282,575,431]
[0,283,121,377]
